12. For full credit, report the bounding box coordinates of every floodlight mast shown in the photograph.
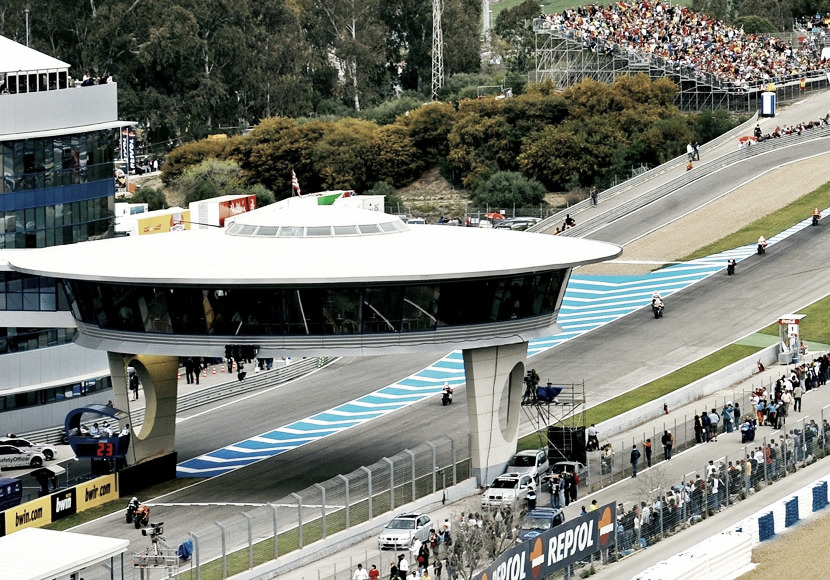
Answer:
[431,0,444,100]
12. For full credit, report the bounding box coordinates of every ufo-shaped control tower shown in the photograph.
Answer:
[9,203,621,484]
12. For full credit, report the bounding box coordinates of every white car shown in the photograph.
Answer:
[0,444,45,469]
[0,437,57,461]
[378,513,432,550]
[481,473,535,508]
[506,449,549,481]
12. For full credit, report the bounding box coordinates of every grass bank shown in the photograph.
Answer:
[681,180,830,261]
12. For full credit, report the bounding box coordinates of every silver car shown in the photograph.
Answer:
[0,444,45,469]
[0,437,57,461]
[378,513,432,550]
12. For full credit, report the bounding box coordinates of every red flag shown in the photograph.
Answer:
[291,170,302,197]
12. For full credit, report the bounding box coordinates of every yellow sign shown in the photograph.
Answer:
[137,210,191,235]
[5,495,50,533]
[76,475,118,511]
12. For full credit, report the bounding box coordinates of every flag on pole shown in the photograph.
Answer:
[291,170,302,197]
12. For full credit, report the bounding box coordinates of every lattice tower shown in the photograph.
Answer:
[432,0,444,101]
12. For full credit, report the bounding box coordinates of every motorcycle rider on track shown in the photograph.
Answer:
[757,236,768,254]
[651,291,664,318]
[441,382,453,405]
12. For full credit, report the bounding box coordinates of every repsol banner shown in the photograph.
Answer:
[4,495,50,534]
[474,503,616,580]
[51,489,77,521]
[77,475,117,510]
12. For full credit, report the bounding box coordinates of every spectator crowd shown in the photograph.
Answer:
[536,2,829,88]
[615,352,830,550]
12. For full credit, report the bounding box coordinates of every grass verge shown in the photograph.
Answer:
[518,343,762,450]
[680,180,830,262]
[757,292,830,343]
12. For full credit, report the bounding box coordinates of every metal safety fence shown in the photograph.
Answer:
[180,436,471,580]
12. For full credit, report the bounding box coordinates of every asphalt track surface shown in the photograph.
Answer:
[73,126,830,567]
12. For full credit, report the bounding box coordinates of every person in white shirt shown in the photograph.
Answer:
[410,538,421,561]
[352,563,369,580]
[398,554,410,576]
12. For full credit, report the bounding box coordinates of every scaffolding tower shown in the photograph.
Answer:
[532,18,829,112]
[521,379,586,463]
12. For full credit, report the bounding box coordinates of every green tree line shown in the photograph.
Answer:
[0,0,480,148]
[161,75,739,201]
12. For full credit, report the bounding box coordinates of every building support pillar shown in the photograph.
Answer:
[107,352,179,467]
[462,342,527,486]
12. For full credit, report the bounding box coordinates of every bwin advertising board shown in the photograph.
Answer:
[474,502,616,580]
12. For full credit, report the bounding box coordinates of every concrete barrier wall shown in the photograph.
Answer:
[632,530,755,580]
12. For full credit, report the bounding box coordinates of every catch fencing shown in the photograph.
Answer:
[180,436,471,580]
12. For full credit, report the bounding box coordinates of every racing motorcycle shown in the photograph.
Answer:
[441,385,454,406]
[126,497,140,524]
[134,502,151,528]
[757,236,767,255]
[651,297,664,319]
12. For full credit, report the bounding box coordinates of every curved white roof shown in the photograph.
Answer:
[9,206,622,284]
[0,527,128,580]
[0,36,69,74]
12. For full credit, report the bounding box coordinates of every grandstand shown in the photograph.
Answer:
[533,3,830,111]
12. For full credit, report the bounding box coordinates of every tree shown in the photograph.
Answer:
[245,183,277,208]
[309,0,389,111]
[161,138,233,184]
[398,101,456,167]
[366,181,403,213]
[379,0,433,94]
[446,102,521,188]
[493,0,540,73]
[733,14,778,32]
[368,125,426,187]
[518,117,627,190]
[472,172,546,208]
[130,186,168,211]
[693,109,741,144]
[446,509,525,579]
[228,118,327,200]
[361,92,426,126]
[176,158,245,204]
[311,118,379,191]
[442,0,483,76]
